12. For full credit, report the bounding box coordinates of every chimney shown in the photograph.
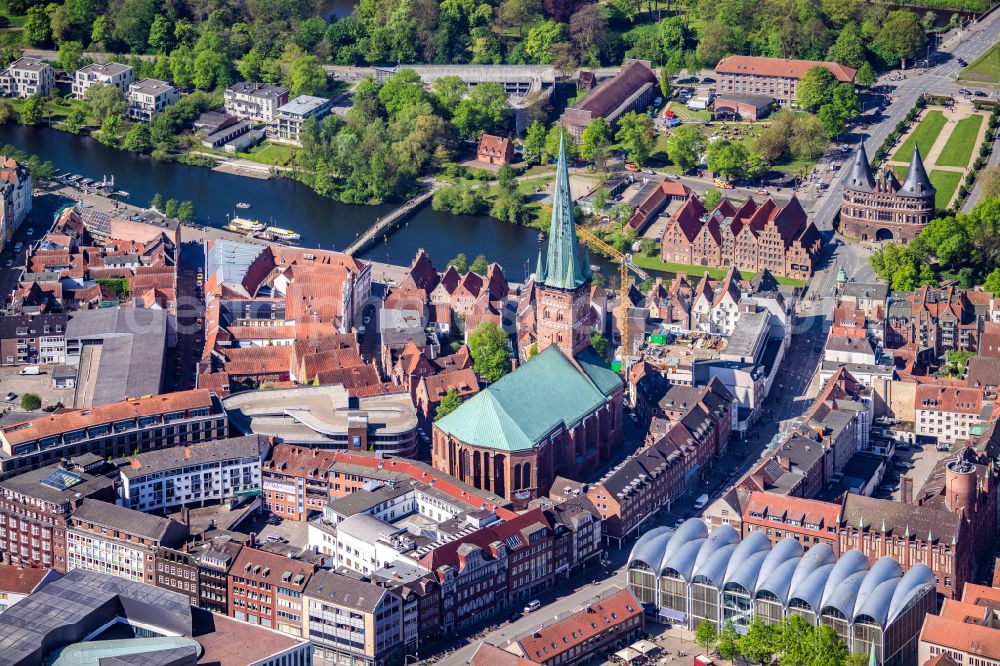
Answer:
[899,476,913,505]
[248,532,256,547]
[180,506,190,525]
[184,447,192,459]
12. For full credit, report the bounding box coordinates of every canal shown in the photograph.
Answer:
[0,124,613,280]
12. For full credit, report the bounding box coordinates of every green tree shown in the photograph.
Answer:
[193,50,231,90]
[695,619,718,654]
[667,124,707,173]
[98,113,124,147]
[778,615,813,666]
[435,388,464,420]
[544,125,577,163]
[876,10,927,67]
[20,393,41,411]
[452,82,509,138]
[616,111,655,166]
[797,66,837,111]
[524,20,568,63]
[856,61,877,86]
[468,321,511,382]
[90,15,109,46]
[84,83,126,125]
[176,200,196,223]
[433,76,467,116]
[238,47,266,83]
[703,188,722,209]
[0,100,14,125]
[845,655,869,666]
[57,41,84,73]
[717,620,740,660]
[18,96,45,126]
[23,5,52,46]
[984,267,1000,296]
[828,23,867,68]
[592,188,609,212]
[580,117,612,170]
[62,105,86,133]
[739,618,778,666]
[148,15,173,53]
[659,66,672,99]
[707,140,749,180]
[918,263,937,286]
[109,0,156,53]
[164,198,179,218]
[590,331,609,359]
[289,55,328,96]
[123,123,151,152]
[470,254,489,274]
[295,17,328,53]
[150,193,165,211]
[746,153,770,181]
[523,121,547,166]
[812,625,848,666]
[448,252,469,273]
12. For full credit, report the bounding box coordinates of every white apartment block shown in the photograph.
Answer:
[0,58,53,99]
[73,63,134,99]
[271,95,332,145]
[225,82,290,123]
[915,385,985,444]
[119,435,270,512]
[128,79,180,122]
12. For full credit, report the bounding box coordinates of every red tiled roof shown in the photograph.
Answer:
[920,610,1000,659]
[0,390,215,447]
[230,547,315,591]
[0,565,52,594]
[422,368,479,402]
[478,133,513,159]
[227,325,296,341]
[404,250,439,292]
[629,180,690,229]
[470,643,535,666]
[575,60,658,119]
[915,384,984,415]
[715,55,857,82]
[514,589,643,662]
[670,196,707,242]
[744,491,841,531]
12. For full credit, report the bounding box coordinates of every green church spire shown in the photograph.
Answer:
[539,131,591,291]
[869,644,877,666]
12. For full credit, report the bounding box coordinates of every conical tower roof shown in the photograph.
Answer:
[540,133,591,291]
[899,146,935,198]
[847,142,875,193]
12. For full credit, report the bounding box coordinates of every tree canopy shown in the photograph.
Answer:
[468,321,512,382]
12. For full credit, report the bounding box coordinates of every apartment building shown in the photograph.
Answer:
[0,57,54,98]
[0,455,115,572]
[304,569,404,666]
[127,78,180,122]
[66,499,188,584]
[714,55,856,106]
[154,545,199,605]
[119,434,271,512]
[225,82,290,123]
[919,583,1000,666]
[271,95,333,145]
[741,491,841,553]
[0,313,68,367]
[72,63,134,99]
[228,546,316,635]
[0,389,228,477]
[0,156,32,252]
[915,385,986,444]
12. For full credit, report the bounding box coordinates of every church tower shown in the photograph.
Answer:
[534,133,593,358]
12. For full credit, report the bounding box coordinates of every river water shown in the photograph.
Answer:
[0,124,613,280]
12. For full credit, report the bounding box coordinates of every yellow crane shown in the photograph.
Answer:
[574,224,649,373]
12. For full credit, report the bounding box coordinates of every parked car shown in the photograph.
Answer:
[959,88,972,95]
[937,443,950,451]
[523,600,542,613]
[25,228,33,236]
[13,242,22,252]
[5,392,16,401]
[714,179,733,189]
[975,90,987,97]
[755,189,770,195]
[624,163,640,172]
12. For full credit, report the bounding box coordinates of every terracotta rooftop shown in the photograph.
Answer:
[915,385,984,415]
[470,643,536,666]
[715,55,857,82]
[230,546,316,591]
[0,565,53,595]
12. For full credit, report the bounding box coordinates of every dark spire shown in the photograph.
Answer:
[540,132,591,291]
[899,146,935,198]
[846,141,875,193]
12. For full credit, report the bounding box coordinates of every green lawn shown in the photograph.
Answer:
[893,166,963,209]
[929,170,963,209]
[894,110,947,162]
[934,114,984,168]
[236,141,297,166]
[632,253,805,286]
[960,40,1000,83]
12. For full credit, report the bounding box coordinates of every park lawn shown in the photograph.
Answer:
[632,253,805,287]
[960,40,1000,83]
[929,170,963,209]
[894,110,946,162]
[934,114,984,168]
[236,141,297,166]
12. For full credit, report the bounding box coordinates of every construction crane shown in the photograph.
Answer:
[574,224,649,374]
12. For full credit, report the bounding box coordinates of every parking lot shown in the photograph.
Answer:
[0,365,75,412]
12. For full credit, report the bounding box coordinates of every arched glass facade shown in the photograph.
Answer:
[626,520,937,665]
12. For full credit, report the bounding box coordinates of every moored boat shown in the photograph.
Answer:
[227,217,265,232]
[265,226,301,241]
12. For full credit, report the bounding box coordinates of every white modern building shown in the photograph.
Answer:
[127,79,180,122]
[271,95,333,145]
[225,82,290,123]
[0,58,53,98]
[72,63,134,99]
[119,435,270,512]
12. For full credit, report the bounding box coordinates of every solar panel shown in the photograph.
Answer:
[40,468,83,491]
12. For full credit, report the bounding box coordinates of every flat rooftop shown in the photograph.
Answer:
[223,384,417,442]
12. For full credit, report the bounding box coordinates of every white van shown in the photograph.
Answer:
[693,494,709,510]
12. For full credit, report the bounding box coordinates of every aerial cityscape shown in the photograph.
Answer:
[0,0,996,665]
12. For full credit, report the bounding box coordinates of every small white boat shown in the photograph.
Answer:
[590,265,601,272]
[266,226,301,241]
[114,191,130,198]
[235,202,251,209]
